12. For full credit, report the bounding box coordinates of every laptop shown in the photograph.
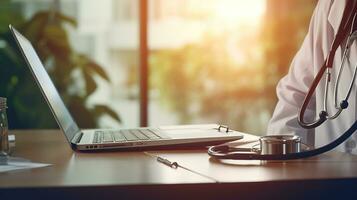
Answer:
[10,25,243,151]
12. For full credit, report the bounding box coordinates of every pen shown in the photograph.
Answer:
[143,152,219,182]
[156,156,178,169]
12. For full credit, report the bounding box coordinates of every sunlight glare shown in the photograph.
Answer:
[213,0,266,25]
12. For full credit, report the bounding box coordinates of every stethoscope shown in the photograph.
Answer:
[208,0,357,160]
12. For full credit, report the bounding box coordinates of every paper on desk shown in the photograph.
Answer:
[0,157,51,173]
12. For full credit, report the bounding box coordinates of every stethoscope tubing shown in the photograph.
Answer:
[298,1,357,129]
[208,120,357,160]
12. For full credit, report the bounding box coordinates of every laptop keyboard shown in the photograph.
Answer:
[93,129,169,143]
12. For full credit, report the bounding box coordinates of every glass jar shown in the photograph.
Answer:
[0,97,9,156]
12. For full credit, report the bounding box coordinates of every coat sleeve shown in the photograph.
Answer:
[267,0,333,146]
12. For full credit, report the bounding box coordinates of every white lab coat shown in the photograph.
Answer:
[267,0,357,154]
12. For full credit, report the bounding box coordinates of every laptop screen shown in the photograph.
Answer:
[11,26,80,143]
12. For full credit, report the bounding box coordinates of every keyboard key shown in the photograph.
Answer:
[121,130,139,141]
[140,129,160,139]
[99,131,104,143]
[93,132,98,143]
[150,129,170,139]
[103,132,113,142]
[94,131,104,143]
[93,128,169,143]
[131,130,149,140]
[113,131,126,142]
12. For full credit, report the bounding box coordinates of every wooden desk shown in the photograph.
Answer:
[1,130,357,200]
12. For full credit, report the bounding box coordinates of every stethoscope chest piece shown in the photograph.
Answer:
[259,135,301,155]
[208,134,304,160]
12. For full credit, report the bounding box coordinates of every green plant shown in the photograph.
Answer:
[0,1,120,128]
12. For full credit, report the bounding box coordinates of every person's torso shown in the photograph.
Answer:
[314,0,357,153]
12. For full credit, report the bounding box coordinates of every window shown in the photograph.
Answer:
[0,0,316,135]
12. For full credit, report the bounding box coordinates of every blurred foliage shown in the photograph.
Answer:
[261,0,318,111]
[0,0,120,129]
[150,0,317,134]
[151,32,266,131]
